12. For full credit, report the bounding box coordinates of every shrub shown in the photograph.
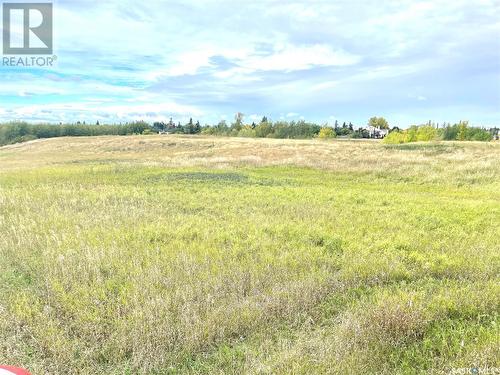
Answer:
[457,122,468,141]
[383,131,407,144]
[0,122,156,146]
[406,126,418,142]
[441,125,459,140]
[416,125,438,141]
[440,122,491,142]
[238,126,256,138]
[468,127,492,141]
[254,122,273,138]
[384,123,490,144]
[317,127,336,139]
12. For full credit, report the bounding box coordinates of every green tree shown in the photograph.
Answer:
[255,120,273,138]
[238,125,256,138]
[406,126,418,142]
[457,121,468,141]
[383,130,407,144]
[368,117,389,129]
[317,127,336,139]
[232,112,244,132]
[416,125,437,141]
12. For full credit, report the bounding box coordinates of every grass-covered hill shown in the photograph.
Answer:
[0,136,498,374]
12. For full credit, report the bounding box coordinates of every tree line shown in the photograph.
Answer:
[153,116,391,139]
[0,121,150,146]
[384,121,497,143]
[0,117,498,147]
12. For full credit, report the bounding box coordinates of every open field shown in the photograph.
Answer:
[0,135,499,374]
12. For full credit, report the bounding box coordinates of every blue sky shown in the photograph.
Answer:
[1,0,499,127]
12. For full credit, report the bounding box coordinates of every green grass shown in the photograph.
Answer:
[383,143,464,155]
[0,137,499,374]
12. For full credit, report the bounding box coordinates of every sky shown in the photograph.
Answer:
[0,0,499,127]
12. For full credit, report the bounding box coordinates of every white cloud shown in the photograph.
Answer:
[247,44,360,72]
[147,43,357,80]
[1,101,203,123]
[0,0,498,125]
[213,44,360,81]
[408,94,428,101]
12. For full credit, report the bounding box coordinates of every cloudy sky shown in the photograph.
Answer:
[1,0,499,127]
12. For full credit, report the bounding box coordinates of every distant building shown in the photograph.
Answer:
[366,126,389,139]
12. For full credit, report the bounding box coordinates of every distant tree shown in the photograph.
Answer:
[416,125,438,141]
[317,127,336,139]
[232,112,244,131]
[348,122,353,131]
[355,128,370,138]
[383,130,407,144]
[212,120,229,135]
[96,120,100,126]
[185,118,195,134]
[368,117,389,129]
[254,120,273,138]
[153,122,165,131]
[235,113,243,125]
[238,125,256,138]
[127,121,149,134]
[442,124,459,140]
[457,121,468,141]
[261,116,268,123]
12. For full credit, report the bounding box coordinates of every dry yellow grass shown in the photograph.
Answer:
[2,135,499,185]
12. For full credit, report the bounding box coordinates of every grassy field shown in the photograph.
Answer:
[0,135,499,374]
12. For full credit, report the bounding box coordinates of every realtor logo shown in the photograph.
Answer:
[2,2,53,54]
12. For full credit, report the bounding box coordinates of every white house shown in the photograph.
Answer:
[366,126,389,139]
